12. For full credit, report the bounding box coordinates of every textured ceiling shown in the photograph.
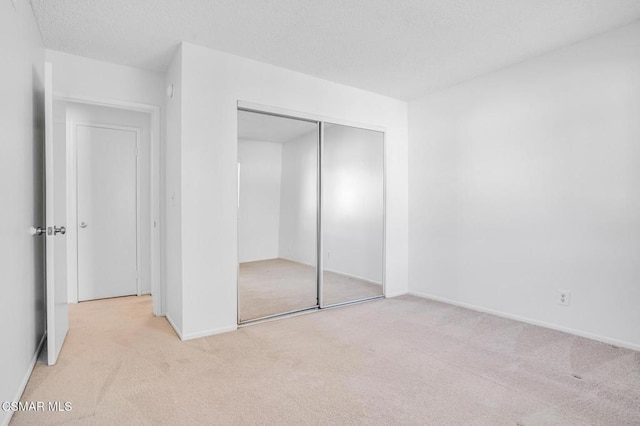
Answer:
[30,0,640,100]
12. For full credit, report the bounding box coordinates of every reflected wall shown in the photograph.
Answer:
[237,110,318,322]
[322,124,384,306]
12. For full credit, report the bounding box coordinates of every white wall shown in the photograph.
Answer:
[408,22,640,349]
[164,46,183,334]
[278,132,317,266]
[238,139,282,263]
[323,124,384,284]
[166,42,408,339]
[276,124,385,284]
[0,2,45,425]
[45,50,165,107]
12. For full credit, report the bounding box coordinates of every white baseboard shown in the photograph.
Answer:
[164,313,183,340]
[323,267,382,286]
[1,332,47,426]
[239,256,279,264]
[408,291,640,352]
[165,314,237,341]
[277,256,314,267]
[275,257,383,287]
[385,290,409,298]
[181,325,237,341]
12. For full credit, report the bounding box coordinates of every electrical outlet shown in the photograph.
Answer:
[558,290,571,306]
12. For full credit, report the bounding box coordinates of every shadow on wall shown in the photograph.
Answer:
[31,65,46,342]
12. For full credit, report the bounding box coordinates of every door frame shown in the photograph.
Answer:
[74,121,142,300]
[54,93,163,316]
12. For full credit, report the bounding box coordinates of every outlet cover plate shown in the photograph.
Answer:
[558,290,571,306]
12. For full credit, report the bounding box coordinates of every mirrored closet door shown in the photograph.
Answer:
[237,108,385,324]
[321,124,384,307]
[237,110,319,323]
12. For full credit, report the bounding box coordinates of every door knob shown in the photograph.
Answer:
[33,226,65,236]
[80,222,88,228]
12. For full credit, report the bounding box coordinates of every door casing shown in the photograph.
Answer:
[54,93,163,316]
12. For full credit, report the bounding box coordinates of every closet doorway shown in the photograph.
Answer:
[237,108,384,324]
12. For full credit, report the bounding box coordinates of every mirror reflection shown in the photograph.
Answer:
[237,109,385,323]
[237,110,318,322]
[322,124,384,306]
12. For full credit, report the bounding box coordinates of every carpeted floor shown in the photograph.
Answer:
[238,258,382,321]
[12,295,640,425]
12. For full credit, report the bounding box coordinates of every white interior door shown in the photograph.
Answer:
[45,62,69,366]
[77,125,138,301]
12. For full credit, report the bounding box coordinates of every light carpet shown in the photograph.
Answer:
[12,295,640,425]
[239,258,382,321]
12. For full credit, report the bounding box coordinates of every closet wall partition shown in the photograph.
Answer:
[237,108,384,324]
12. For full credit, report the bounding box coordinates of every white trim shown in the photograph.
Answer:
[318,121,324,309]
[149,105,162,315]
[1,334,47,426]
[409,291,640,352]
[323,267,382,286]
[237,100,387,133]
[72,122,143,301]
[241,258,383,278]
[75,121,139,133]
[55,93,158,114]
[382,128,387,299]
[165,314,183,340]
[54,93,163,316]
[44,62,58,365]
[270,258,384,287]
[181,325,238,341]
[385,290,408,298]
[275,256,314,268]
[166,314,237,341]
[65,118,78,304]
